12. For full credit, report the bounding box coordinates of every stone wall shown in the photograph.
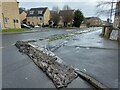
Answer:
[101,26,120,42]
[0,2,2,29]
[102,26,112,38]
[118,30,120,41]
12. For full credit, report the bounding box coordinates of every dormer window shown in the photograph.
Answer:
[38,10,42,14]
[30,10,34,15]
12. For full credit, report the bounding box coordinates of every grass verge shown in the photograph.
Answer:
[48,29,96,42]
[1,28,30,33]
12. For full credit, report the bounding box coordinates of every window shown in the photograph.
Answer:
[30,10,34,15]
[38,10,42,14]
[4,18,8,23]
[13,19,16,23]
[16,19,19,23]
[13,19,19,23]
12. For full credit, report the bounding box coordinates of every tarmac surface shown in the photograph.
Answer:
[2,27,118,89]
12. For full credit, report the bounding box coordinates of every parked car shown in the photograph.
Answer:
[21,24,32,29]
[42,24,49,27]
[27,24,35,28]
[35,25,40,28]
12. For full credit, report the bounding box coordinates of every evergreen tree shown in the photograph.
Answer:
[73,9,84,27]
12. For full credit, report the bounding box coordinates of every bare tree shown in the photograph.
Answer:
[96,0,117,22]
[50,6,60,26]
[62,5,71,10]
[60,5,74,27]
[52,6,60,13]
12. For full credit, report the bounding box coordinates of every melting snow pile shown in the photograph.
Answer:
[15,41,78,88]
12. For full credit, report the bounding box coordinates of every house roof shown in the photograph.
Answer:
[27,7,48,17]
[84,17,101,20]
[59,10,75,16]
[19,8,27,14]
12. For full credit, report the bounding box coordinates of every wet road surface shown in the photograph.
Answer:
[2,27,118,88]
[53,30,118,88]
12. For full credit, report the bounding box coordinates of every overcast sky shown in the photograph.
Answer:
[18,0,117,21]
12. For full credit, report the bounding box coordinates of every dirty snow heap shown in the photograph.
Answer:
[15,41,78,88]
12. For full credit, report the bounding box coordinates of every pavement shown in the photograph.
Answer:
[1,27,119,89]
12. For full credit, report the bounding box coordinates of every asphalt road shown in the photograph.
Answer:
[53,30,118,88]
[2,27,118,89]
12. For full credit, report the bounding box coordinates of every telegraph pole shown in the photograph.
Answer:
[110,0,114,23]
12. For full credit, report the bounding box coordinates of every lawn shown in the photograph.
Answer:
[1,28,30,32]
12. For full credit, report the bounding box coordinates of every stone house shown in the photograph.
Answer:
[113,0,120,29]
[113,0,120,41]
[19,8,27,24]
[0,0,21,29]
[84,17,102,27]
[0,2,2,29]
[26,7,50,26]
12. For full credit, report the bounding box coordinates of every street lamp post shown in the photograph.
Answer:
[40,16,42,31]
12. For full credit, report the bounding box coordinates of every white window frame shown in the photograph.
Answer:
[30,10,34,15]
[38,10,42,14]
